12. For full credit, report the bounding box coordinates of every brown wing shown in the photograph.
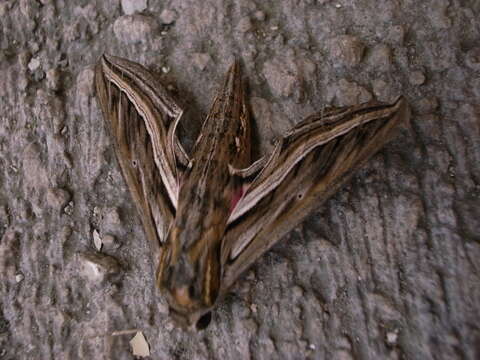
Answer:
[221,97,409,292]
[95,55,187,254]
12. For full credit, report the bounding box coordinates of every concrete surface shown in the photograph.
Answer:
[0,0,479,359]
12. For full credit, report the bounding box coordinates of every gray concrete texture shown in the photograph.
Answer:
[0,0,479,359]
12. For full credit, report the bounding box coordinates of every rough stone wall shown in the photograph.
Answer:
[0,0,479,359]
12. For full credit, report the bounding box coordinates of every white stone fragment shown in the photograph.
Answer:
[15,273,24,283]
[130,331,150,357]
[121,0,147,15]
[28,58,40,72]
[93,229,102,251]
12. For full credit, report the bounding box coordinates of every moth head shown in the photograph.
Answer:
[156,226,222,330]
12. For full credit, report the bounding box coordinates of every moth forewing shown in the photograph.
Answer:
[94,56,182,256]
[221,97,409,293]
[97,55,182,208]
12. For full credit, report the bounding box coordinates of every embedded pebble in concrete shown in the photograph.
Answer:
[327,35,365,67]
[121,0,147,16]
[78,252,121,283]
[192,52,211,71]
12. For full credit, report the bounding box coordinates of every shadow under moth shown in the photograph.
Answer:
[95,55,409,330]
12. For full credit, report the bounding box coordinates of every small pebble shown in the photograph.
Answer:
[64,201,74,215]
[253,10,266,21]
[237,16,252,33]
[28,57,41,72]
[46,68,61,91]
[160,9,177,24]
[93,229,102,251]
[102,207,121,228]
[409,70,426,85]
[368,44,391,71]
[46,188,71,211]
[78,252,121,282]
[15,273,24,283]
[192,53,211,71]
[465,47,480,71]
[121,0,147,15]
[416,96,439,114]
[102,234,121,250]
[328,35,365,67]
[386,329,399,346]
[113,15,157,45]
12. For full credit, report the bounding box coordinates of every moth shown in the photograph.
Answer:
[95,55,409,330]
